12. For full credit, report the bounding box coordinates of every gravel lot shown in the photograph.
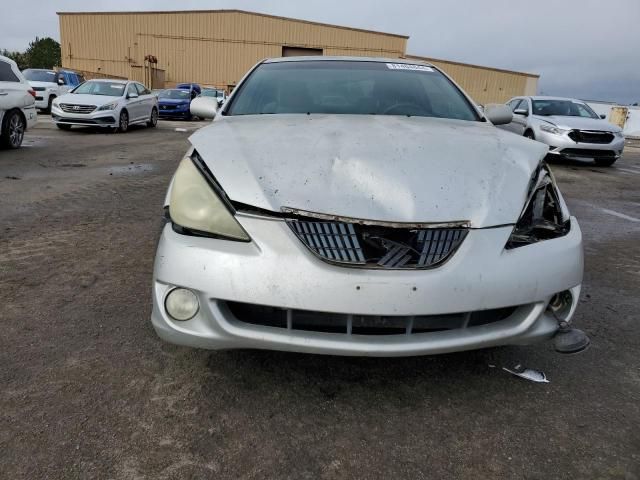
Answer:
[1,116,639,479]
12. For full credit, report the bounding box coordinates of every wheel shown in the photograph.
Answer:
[524,130,535,140]
[1,110,25,149]
[594,157,617,167]
[118,110,129,133]
[147,107,158,128]
[56,123,72,131]
[44,96,55,114]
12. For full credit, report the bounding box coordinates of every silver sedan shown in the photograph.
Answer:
[499,96,625,166]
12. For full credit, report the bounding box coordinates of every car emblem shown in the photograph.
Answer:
[73,105,80,111]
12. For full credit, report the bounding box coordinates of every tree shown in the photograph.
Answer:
[0,49,28,70]
[24,37,61,69]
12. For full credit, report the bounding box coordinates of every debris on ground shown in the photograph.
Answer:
[502,364,550,383]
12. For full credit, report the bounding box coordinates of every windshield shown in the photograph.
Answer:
[159,89,191,100]
[227,61,479,120]
[23,69,57,82]
[202,89,224,98]
[532,99,599,119]
[73,81,125,96]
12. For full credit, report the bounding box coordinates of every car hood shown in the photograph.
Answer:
[28,81,57,89]
[190,114,548,227]
[159,98,191,105]
[55,93,121,106]
[534,115,621,132]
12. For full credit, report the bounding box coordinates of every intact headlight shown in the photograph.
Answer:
[169,154,250,241]
[52,99,60,108]
[506,164,570,249]
[539,124,568,135]
[98,101,119,111]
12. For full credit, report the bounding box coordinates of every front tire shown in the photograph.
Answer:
[56,123,72,131]
[1,110,25,149]
[594,157,617,167]
[118,110,129,133]
[44,96,55,114]
[147,107,158,128]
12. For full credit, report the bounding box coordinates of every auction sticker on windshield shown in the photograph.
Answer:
[386,63,434,72]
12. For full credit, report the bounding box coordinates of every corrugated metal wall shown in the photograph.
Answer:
[406,55,539,104]
[59,10,408,89]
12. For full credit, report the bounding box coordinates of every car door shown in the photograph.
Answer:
[511,98,530,135]
[125,82,143,121]
[135,83,154,119]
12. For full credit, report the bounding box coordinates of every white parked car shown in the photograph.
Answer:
[152,57,587,357]
[0,55,37,149]
[52,79,158,132]
[22,68,85,113]
[500,96,625,166]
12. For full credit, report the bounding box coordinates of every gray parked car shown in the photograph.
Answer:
[499,96,625,166]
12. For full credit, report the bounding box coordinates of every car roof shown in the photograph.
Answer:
[85,78,129,84]
[263,56,434,66]
[528,95,588,102]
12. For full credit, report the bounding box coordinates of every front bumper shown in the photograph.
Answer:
[51,105,117,127]
[536,130,625,159]
[151,214,583,356]
[159,108,191,119]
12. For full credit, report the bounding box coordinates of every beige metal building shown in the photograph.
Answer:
[57,9,538,102]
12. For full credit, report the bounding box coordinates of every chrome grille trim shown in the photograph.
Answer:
[567,129,614,144]
[287,220,467,269]
[59,103,97,114]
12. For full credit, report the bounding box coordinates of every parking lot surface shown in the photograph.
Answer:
[1,116,639,479]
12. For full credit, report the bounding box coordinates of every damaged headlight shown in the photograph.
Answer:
[169,154,250,241]
[539,124,568,136]
[506,164,570,249]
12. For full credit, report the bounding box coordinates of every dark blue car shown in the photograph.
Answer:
[157,89,193,120]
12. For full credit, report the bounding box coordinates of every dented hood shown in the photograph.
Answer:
[189,114,548,227]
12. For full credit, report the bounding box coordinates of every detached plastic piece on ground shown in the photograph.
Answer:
[554,325,590,354]
[503,364,549,383]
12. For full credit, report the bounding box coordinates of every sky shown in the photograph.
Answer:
[2,0,639,104]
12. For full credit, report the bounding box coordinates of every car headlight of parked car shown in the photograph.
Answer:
[98,101,119,111]
[52,99,60,108]
[539,124,568,135]
[169,153,250,241]
[506,164,570,249]
[615,131,625,138]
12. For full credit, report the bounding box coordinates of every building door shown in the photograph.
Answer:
[282,47,323,57]
[609,106,629,129]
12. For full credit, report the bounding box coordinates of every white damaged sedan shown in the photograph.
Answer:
[152,57,587,356]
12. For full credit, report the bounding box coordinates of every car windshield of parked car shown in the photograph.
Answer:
[73,81,125,96]
[532,100,599,119]
[23,69,57,82]
[159,89,191,100]
[227,61,479,120]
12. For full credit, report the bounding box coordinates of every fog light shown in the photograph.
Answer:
[165,288,199,321]
[548,290,573,322]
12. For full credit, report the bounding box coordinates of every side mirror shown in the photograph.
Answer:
[127,92,139,99]
[58,78,65,85]
[190,96,218,119]
[513,108,528,116]
[599,114,606,119]
[484,104,513,126]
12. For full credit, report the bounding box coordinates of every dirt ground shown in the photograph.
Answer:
[1,116,639,479]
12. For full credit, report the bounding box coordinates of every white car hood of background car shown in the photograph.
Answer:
[534,115,622,133]
[55,93,122,106]
[189,114,548,228]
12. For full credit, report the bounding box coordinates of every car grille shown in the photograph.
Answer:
[287,220,467,269]
[160,104,177,110]
[225,301,519,336]
[561,148,617,158]
[567,130,614,144]
[59,103,96,114]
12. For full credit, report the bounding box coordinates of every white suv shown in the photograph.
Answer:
[22,69,84,113]
[0,55,37,149]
